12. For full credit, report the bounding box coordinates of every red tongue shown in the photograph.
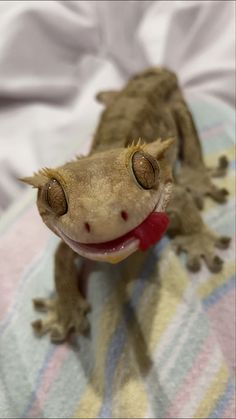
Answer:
[133,212,169,251]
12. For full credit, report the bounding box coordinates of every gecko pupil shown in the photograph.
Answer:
[46,179,67,216]
[132,151,159,189]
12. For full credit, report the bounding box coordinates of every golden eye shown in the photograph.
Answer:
[45,179,67,216]
[131,151,159,189]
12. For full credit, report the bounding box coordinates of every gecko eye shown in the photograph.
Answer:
[131,151,159,189]
[45,179,67,216]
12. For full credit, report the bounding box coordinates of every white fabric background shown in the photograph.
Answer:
[0,0,235,211]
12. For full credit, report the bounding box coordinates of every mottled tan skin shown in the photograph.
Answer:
[23,67,230,342]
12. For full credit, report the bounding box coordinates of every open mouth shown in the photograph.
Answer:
[57,182,172,263]
[57,211,169,263]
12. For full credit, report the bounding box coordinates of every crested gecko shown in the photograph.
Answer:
[22,67,230,342]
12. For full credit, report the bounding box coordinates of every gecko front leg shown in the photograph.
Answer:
[167,186,230,272]
[173,100,229,209]
[176,163,229,210]
[32,241,90,343]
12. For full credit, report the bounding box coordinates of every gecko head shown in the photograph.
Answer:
[21,138,174,263]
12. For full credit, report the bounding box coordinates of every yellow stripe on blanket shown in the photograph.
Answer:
[194,363,229,419]
[138,249,189,352]
[75,295,124,418]
[113,374,148,419]
[76,387,101,419]
[75,254,146,418]
[111,249,189,419]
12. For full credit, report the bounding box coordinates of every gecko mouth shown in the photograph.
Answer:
[57,211,169,264]
[57,182,172,263]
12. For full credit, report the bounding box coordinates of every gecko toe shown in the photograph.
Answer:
[204,254,223,273]
[50,324,68,343]
[218,155,229,170]
[186,255,201,272]
[32,319,44,334]
[215,236,231,249]
[33,297,55,312]
[208,186,229,203]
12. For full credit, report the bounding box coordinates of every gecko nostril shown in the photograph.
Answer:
[85,222,91,233]
[121,211,128,221]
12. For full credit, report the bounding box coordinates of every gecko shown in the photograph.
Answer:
[22,67,230,342]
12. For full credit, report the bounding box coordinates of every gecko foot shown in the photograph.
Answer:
[172,229,230,273]
[32,297,90,343]
[177,164,229,209]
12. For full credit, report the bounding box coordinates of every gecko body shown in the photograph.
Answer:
[23,68,230,342]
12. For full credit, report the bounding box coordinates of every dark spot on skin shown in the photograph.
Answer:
[85,222,91,232]
[121,211,128,221]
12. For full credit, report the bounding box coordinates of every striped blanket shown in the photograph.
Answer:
[0,97,235,418]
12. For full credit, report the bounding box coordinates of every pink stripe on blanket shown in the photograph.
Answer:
[166,334,216,418]
[0,206,49,320]
[207,289,236,372]
[26,345,69,418]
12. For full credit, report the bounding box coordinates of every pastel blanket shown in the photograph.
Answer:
[0,98,235,418]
